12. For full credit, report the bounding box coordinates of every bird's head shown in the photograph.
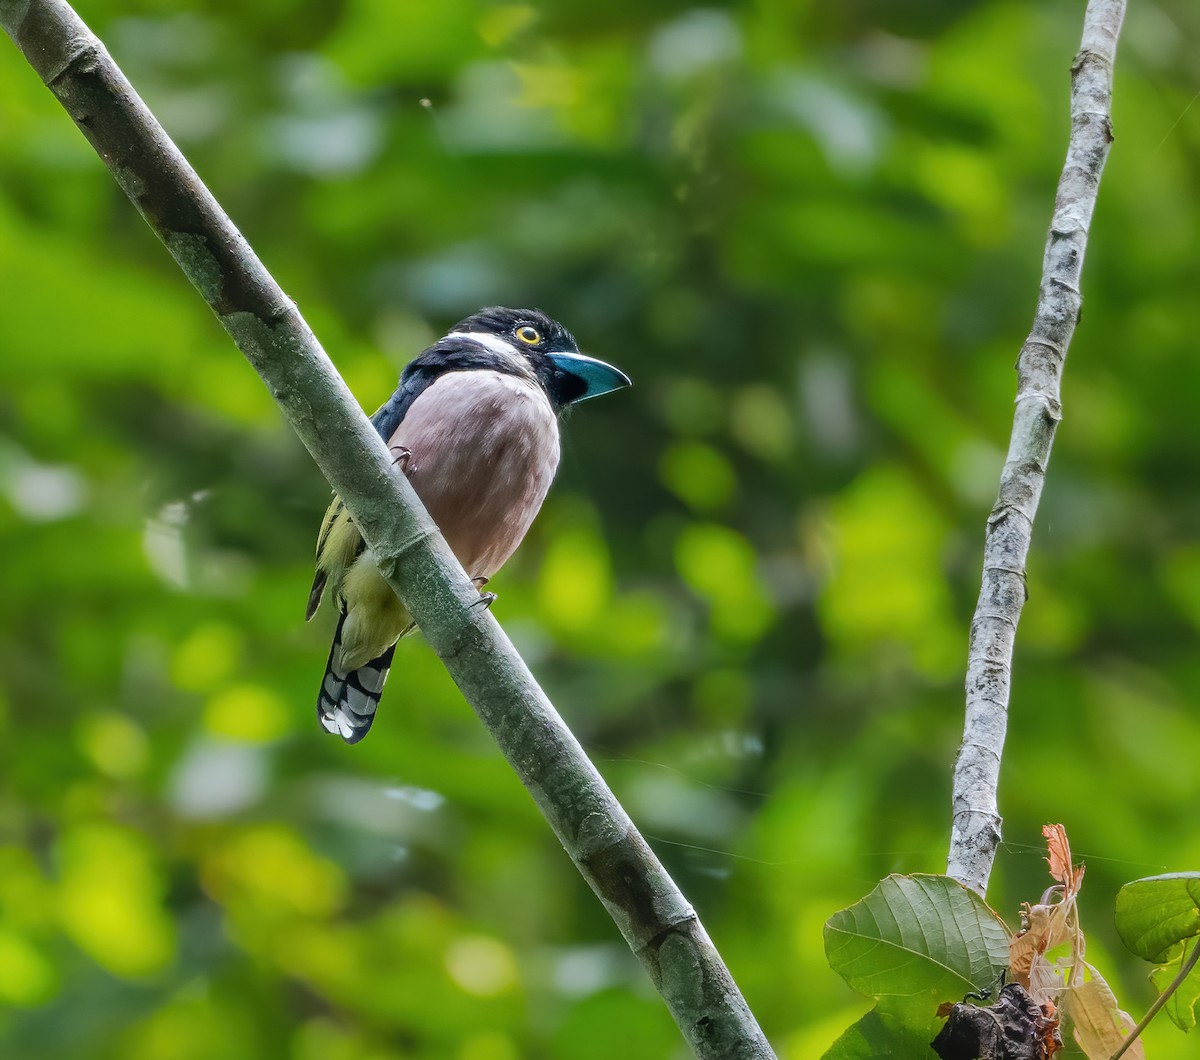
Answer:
[449,307,631,412]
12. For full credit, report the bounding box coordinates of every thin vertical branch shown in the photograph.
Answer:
[0,1,776,1055]
[948,0,1127,895]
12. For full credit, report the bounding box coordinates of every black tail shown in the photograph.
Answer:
[316,612,396,744]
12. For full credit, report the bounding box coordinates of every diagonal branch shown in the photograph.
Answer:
[948,0,1127,896]
[0,2,776,1055]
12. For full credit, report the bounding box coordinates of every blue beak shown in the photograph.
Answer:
[548,352,631,405]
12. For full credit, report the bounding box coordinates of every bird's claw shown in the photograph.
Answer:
[471,577,496,610]
[389,445,413,474]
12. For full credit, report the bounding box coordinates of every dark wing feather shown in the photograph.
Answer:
[370,352,448,441]
[305,569,329,621]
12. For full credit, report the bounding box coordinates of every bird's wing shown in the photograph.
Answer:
[306,496,347,619]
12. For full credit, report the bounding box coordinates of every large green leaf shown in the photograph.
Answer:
[823,874,1011,1059]
[1117,874,1200,1033]
[1115,873,1200,963]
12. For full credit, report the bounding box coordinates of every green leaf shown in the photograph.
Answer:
[1149,938,1200,1033]
[1116,874,1200,1034]
[823,1010,940,1060]
[1115,872,1200,963]
[823,874,1011,1059]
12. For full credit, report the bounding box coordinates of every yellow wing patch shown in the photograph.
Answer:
[305,496,364,620]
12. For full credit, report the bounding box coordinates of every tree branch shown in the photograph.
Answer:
[948,0,1126,896]
[0,2,776,1055]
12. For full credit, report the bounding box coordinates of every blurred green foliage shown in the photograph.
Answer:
[2,0,1200,1056]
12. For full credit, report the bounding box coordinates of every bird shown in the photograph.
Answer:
[306,307,631,744]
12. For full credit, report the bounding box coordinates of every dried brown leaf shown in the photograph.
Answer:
[1039,999,1064,1058]
[1011,902,1071,989]
[933,984,1062,1060]
[1062,964,1144,1060]
[1042,823,1086,898]
[1044,824,1072,884]
[1028,952,1067,1008]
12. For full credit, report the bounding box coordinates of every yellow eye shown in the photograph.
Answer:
[516,325,541,345]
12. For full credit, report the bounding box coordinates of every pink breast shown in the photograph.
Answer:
[388,370,561,579]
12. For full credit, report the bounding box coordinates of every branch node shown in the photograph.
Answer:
[987,503,1034,528]
[1023,337,1066,359]
[956,742,1003,765]
[45,33,101,85]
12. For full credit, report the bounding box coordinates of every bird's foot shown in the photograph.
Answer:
[389,445,413,474]
[471,577,496,610]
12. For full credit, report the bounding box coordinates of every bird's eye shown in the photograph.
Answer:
[516,325,541,345]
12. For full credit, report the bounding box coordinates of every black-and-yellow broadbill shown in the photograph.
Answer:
[306,307,630,743]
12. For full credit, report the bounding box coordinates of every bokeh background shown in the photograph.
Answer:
[2,0,1199,1056]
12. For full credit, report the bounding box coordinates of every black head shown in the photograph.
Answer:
[449,307,630,411]
[374,308,627,442]
[451,307,579,358]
